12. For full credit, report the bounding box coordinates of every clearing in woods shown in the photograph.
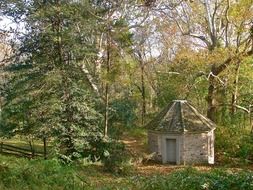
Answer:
[1,130,252,176]
[121,130,188,175]
[120,129,251,175]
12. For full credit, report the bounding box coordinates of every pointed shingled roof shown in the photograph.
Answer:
[146,100,216,133]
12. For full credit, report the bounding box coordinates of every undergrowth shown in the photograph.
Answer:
[0,155,253,190]
[215,125,253,166]
[136,167,253,190]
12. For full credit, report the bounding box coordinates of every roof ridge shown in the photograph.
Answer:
[145,101,174,129]
[179,101,187,132]
[186,102,215,130]
[167,102,177,128]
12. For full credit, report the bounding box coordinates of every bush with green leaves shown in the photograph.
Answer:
[109,99,137,128]
[100,139,133,175]
[0,156,86,190]
[215,125,253,164]
[137,168,253,190]
[106,98,137,139]
[1,154,253,190]
[80,137,133,175]
[0,155,134,190]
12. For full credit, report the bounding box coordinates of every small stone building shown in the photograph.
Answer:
[146,100,216,165]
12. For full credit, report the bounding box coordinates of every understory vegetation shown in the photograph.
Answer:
[215,126,253,165]
[138,168,253,190]
[0,154,252,190]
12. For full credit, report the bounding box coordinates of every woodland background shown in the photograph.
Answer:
[0,0,253,189]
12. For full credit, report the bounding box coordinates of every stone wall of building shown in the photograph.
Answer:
[147,131,162,162]
[207,130,215,164]
[179,135,184,164]
[183,133,209,164]
[148,131,158,153]
[148,130,215,164]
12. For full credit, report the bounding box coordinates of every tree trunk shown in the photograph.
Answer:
[231,61,240,115]
[207,74,217,122]
[104,83,109,137]
[206,58,232,121]
[250,106,253,134]
[43,137,47,160]
[104,28,111,137]
[140,61,146,126]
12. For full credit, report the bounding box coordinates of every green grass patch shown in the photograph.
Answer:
[126,127,147,139]
[0,155,134,190]
[1,138,50,153]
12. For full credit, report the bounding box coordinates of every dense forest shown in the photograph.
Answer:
[0,0,253,189]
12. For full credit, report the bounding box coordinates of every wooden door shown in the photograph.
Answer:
[166,139,176,163]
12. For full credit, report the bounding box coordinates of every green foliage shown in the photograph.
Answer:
[137,168,253,190]
[155,76,178,108]
[0,0,104,161]
[0,155,253,190]
[215,126,253,164]
[101,139,133,175]
[154,50,210,109]
[0,155,134,190]
[0,155,85,190]
[109,98,137,128]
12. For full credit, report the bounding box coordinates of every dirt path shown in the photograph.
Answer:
[121,136,146,158]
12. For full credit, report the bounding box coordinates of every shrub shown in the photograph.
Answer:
[109,99,137,128]
[215,125,253,165]
[101,139,133,175]
[138,168,253,190]
[0,155,86,190]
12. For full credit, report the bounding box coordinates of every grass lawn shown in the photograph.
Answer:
[0,137,53,159]
[2,139,45,152]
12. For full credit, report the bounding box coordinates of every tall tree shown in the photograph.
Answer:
[0,0,104,160]
[154,0,253,121]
